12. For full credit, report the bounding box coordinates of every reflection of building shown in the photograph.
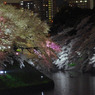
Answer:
[67,0,94,9]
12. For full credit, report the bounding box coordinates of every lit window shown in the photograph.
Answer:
[80,0,82,2]
[0,71,7,74]
[4,1,7,5]
[43,4,45,6]
[48,6,51,8]
[76,1,78,3]
[85,0,87,2]
[20,1,23,5]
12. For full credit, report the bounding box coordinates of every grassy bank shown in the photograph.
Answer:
[0,64,54,91]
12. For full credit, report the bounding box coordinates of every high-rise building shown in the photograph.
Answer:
[89,0,94,9]
[20,1,34,10]
[42,0,57,23]
[67,0,94,9]
[20,0,43,17]
[94,0,95,8]
[20,0,57,24]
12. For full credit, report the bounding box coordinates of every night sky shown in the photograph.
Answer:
[0,0,65,6]
[0,0,66,8]
[56,0,64,6]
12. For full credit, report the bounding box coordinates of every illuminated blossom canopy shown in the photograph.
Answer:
[0,4,61,68]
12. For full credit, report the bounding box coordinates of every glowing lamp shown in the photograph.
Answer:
[51,20,53,23]
[15,52,19,55]
[8,46,11,49]
[4,1,7,5]
[41,76,43,79]
[0,71,6,74]
[0,71,3,74]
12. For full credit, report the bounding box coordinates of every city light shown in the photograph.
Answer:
[0,71,7,74]
[15,52,19,55]
[4,1,7,5]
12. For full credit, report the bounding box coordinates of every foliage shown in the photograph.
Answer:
[49,6,92,36]
[52,12,95,72]
[0,4,61,68]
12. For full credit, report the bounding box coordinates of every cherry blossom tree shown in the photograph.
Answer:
[0,4,60,69]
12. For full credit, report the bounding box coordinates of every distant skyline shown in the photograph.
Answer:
[0,0,30,3]
[56,0,64,6]
[0,0,21,3]
[0,0,65,5]
[0,0,65,8]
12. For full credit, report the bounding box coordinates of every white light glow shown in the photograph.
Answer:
[16,52,19,55]
[41,92,44,95]
[8,46,11,49]
[41,76,44,79]
[85,0,87,2]
[0,71,3,74]
[80,0,82,2]
[0,71,6,74]
[76,1,78,3]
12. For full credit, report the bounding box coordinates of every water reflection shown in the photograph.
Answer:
[48,71,95,95]
[41,92,44,95]
[1,71,95,95]
[52,71,70,95]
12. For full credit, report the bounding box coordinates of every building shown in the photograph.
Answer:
[41,0,57,23]
[66,0,94,9]
[34,0,57,23]
[2,0,57,24]
[3,1,20,9]
[20,0,57,24]
[0,0,20,3]
[89,0,94,9]
[42,0,54,22]
[20,1,34,10]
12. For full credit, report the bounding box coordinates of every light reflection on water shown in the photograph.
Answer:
[1,71,95,95]
[41,92,44,95]
[41,71,95,95]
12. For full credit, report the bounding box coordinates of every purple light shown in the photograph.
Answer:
[46,40,61,52]
[15,52,19,55]
[34,49,42,57]
[46,41,51,47]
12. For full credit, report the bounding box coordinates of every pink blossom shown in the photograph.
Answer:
[34,49,42,57]
[46,40,61,52]
[0,16,5,22]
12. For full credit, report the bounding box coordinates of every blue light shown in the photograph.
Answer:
[0,71,7,74]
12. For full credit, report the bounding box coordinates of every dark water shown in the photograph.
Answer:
[36,71,95,95]
[1,71,95,95]
[49,71,95,95]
